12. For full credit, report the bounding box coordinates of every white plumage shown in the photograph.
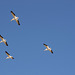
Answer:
[11,11,20,25]
[43,43,53,54]
[0,35,8,46]
[5,51,14,59]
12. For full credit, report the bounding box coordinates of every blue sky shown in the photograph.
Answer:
[0,0,75,75]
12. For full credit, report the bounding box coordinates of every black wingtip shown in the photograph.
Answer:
[51,50,53,54]
[5,51,7,53]
[6,42,8,46]
[11,11,13,12]
[0,35,3,38]
[43,43,47,46]
[11,11,15,15]
[6,44,8,46]
[52,52,53,54]
[18,24,20,25]
[43,43,45,45]
[12,57,14,59]
[11,11,12,13]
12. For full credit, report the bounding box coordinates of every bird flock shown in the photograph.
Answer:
[0,11,53,60]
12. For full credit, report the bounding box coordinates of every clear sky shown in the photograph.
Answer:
[0,0,75,75]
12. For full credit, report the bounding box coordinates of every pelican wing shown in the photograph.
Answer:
[11,57,14,59]
[49,49,53,54]
[0,35,4,40]
[5,51,10,56]
[4,41,8,46]
[0,35,8,46]
[11,11,16,18]
[16,19,20,25]
[43,43,48,48]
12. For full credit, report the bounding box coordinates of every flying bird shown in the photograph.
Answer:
[5,51,14,59]
[43,43,53,54]
[11,11,20,25]
[0,35,8,46]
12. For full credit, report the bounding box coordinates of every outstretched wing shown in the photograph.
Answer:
[4,41,8,46]
[5,51,10,56]
[43,43,48,48]
[49,49,53,54]
[16,19,20,25]
[0,35,8,46]
[0,35,4,40]
[51,50,53,54]
[11,57,14,59]
[11,11,16,18]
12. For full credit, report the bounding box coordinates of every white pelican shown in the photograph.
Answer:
[5,51,14,59]
[0,35,8,46]
[43,43,53,54]
[11,11,20,25]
